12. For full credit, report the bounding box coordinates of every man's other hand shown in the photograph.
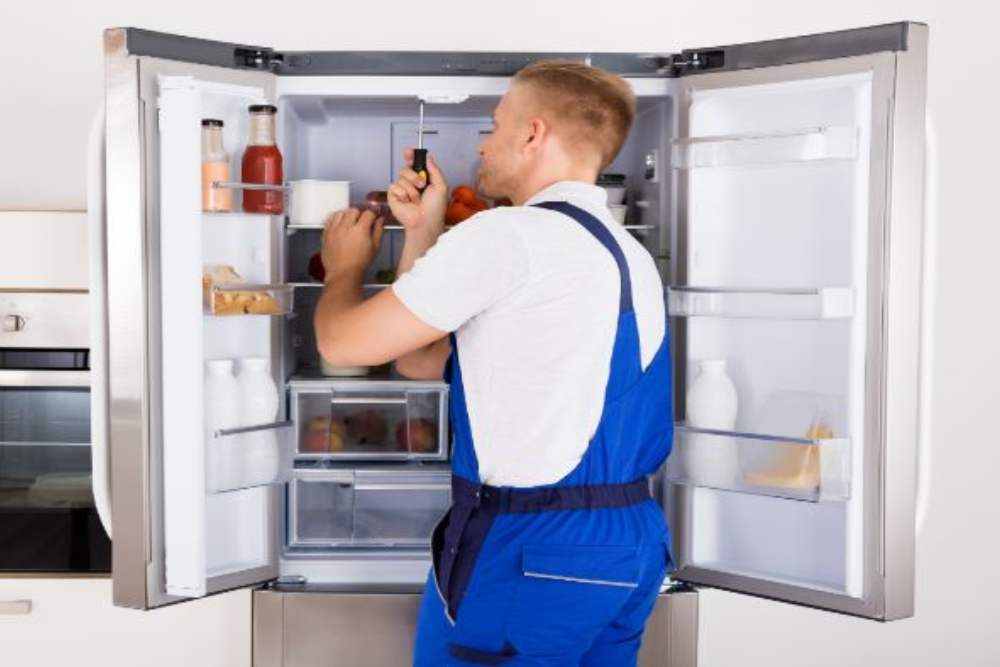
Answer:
[321,208,384,282]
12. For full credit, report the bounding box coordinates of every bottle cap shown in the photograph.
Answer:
[206,359,233,374]
[248,104,278,115]
[699,359,727,372]
[240,357,269,372]
[201,119,224,127]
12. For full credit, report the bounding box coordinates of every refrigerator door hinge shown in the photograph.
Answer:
[235,46,286,71]
[661,49,725,77]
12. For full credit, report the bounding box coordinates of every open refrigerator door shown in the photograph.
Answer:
[102,26,290,608]
[663,24,927,621]
[157,74,293,599]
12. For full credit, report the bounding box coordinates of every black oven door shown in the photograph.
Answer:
[0,350,110,573]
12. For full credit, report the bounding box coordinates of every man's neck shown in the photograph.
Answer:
[512,170,599,206]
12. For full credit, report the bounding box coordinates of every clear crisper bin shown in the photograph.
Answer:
[288,469,451,548]
[207,421,293,493]
[665,425,850,502]
[292,383,448,461]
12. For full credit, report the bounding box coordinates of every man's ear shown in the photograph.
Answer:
[523,117,548,154]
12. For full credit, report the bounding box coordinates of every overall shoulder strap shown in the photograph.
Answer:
[532,201,633,313]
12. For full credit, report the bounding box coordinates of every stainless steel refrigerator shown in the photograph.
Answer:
[89,22,931,665]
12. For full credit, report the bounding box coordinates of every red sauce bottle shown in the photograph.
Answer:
[242,105,284,214]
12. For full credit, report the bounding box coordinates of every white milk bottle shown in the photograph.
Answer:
[236,357,280,487]
[204,359,242,491]
[685,359,739,487]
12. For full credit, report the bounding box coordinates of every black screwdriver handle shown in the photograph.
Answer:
[413,148,430,191]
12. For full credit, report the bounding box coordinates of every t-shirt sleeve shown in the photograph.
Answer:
[392,211,529,332]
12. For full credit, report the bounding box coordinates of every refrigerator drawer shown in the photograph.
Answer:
[665,425,850,502]
[292,383,448,461]
[287,469,451,549]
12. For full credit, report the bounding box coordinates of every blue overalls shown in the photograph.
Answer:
[414,201,674,666]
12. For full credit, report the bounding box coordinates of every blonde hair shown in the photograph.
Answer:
[513,60,636,169]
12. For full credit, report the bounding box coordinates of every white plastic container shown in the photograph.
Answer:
[236,357,281,487]
[204,359,243,491]
[600,185,627,205]
[289,180,350,226]
[319,357,370,377]
[608,204,627,225]
[685,359,740,487]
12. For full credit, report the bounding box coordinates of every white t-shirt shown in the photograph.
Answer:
[393,181,666,487]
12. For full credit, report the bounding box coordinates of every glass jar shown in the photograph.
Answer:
[241,105,284,215]
[201,119,231,212]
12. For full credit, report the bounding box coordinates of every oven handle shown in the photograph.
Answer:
[88,103,113,539]
[0,369,90,388]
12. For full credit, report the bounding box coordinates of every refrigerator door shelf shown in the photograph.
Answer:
[672,125,858,169]
[666,425,851,502]
[207,283,294,317]
[210,181,288,192]
[287,469,451,550]
[668,287,854,319]
[292,383,449,462]
[207,421,294,494]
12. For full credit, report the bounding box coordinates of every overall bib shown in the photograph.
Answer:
[414,201,674,666]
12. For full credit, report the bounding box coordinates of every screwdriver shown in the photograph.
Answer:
[413,100,430,191]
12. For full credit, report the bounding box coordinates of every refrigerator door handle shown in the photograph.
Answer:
[915,113,938,537]
[88,103,113,539]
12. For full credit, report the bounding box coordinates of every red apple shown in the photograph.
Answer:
[396,418,438,453]
[302,429,329,453]
[308,252,325,283]
[345,410,387,446]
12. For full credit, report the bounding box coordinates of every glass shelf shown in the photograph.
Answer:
[286,223,459,233]
[672,126,858,169]
[288,281,390,290]
[208,420,293,494]
[206,283,294,316]
[667,287,854,319]
[665,425,851,502]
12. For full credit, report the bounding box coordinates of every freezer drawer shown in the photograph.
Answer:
[252,586,698,666]
[287,469,451,550]
[291,382,449,461]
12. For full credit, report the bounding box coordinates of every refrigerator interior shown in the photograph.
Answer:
[667,72,874,596]
[271,85,675,581]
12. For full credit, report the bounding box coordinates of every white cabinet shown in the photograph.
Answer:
[0,578,250,666]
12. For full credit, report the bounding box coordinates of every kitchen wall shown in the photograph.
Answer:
[2,1,998,665]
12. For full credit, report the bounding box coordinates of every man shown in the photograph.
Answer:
[315,60,673,666]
